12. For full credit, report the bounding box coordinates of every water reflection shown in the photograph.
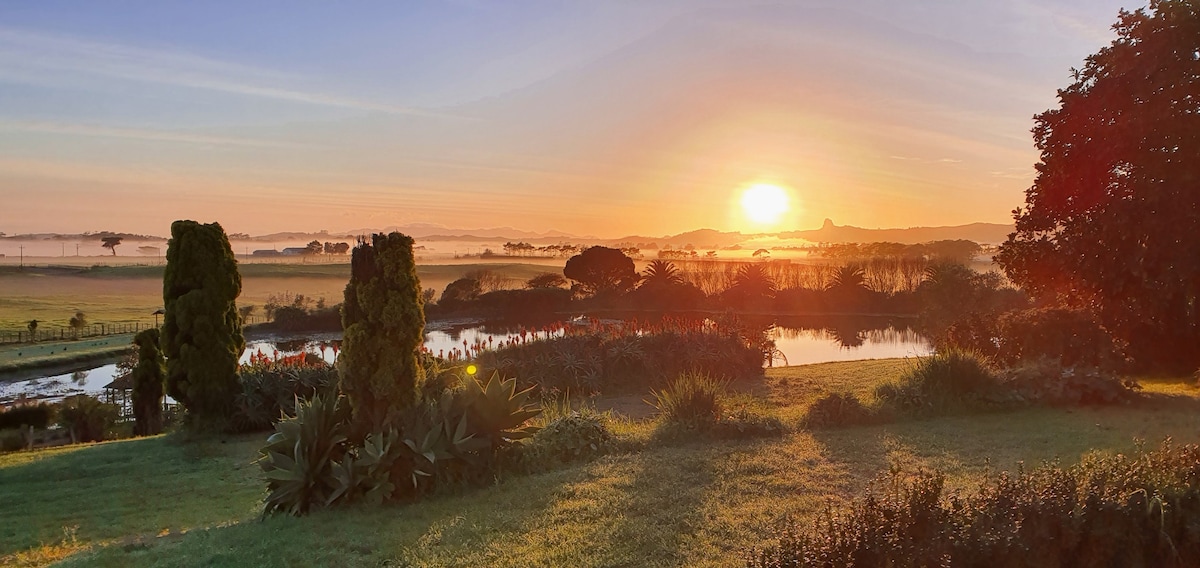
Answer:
[3,315,930,404]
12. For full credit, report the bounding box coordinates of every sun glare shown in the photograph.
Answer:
[740,184,790,226]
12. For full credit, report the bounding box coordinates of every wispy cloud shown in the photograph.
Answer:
[0,120,318,149]
[889,155,963,164]
[0,27,455,118]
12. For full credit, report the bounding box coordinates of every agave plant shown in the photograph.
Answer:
[259,394,349,517]
[461,372,542,452]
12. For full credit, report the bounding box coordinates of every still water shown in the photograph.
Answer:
[0,316,930,405]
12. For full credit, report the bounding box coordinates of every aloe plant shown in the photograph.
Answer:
[462,372,541,452]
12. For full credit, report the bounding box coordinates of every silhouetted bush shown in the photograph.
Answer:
[476,288,572,318]
[57,395,120,443]
[747,440,1200,568]
[0,403,55,430]
[995,307,1124,368]
[525,410,612,464]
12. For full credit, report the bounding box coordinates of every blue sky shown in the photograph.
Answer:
[0,0,1133,236]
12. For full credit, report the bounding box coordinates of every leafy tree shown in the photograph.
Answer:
[101,236,122,255]
[162,220,244,428]
[563,246,638,297]
[68,311,87,338]
[26,319,37,342]
[440,277,482,307]
[996,0,1200,371]
[304,240,323,255]
[131,328,166,436]
[340,233,425,433]
[526,272,568,289]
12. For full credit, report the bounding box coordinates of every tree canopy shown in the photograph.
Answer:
[340,232,425,433]
[101,236,122,255]
[162,220,244,427]
[996,0,1200,370]
[563,246,638,297]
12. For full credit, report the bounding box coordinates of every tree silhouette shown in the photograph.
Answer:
[996,0,1200,370]
[26,319,37,342]
[526,272,568,289]
[68,311,87,338]
[101,236,122,255]
[642,260,684,287]
[131,328,166,436]
[563,246,639,297]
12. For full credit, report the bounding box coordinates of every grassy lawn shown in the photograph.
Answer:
[2,361,1198,567]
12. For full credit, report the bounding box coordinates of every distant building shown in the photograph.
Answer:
[252,249,283,257]
[281,247,307,256]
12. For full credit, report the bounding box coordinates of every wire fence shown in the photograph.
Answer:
[1,315,271,346]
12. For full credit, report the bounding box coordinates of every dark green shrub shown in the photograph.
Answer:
[875,348,999,414]
[57,395,120,443]
[995,307,1124,368]
[0,403,55,430]
[340,232,425,433]
[0,429,26,452]
[651,372,726,429]
[1002,358,1140,405]
[233,361,338,432]
[162,220,244,429]
[802,392,876,428]
[527,411,612,464]
[747,440,1200,568]
[131,328,166,436]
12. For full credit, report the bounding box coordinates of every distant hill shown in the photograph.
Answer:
[783,219,1013,245]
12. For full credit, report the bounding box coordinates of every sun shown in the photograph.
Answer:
[740,184,790,226]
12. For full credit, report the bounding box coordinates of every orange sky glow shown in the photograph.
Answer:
[0,1,1132,238]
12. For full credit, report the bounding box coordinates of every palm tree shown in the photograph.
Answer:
[733,263,776,297]
[642,260,684,287]
[828,265,867,291]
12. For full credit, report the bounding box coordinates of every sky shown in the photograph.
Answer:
[0,0,1135,238]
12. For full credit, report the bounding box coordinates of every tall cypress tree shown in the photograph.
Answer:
[162,220,244,428]
[340,232,425,433]
[131,328,166,436]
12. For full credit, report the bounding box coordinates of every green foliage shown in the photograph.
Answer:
[0,429,24,452]
[459,372,541,454]
[259,394,350,517]
[747,439,1200,568]
[526,410,611,464]
[994,307,1124,368]
[474,326,761,395]
[875,348,1000,414]
[997,1,1200,372]
[563,246,639,297]
[340,232,426,434]
[233,361,338,432]
[650,372,726,429]
[130,328,166,436]
[712,408,785,440]
[0,403,55,430]
[802,392,876,428]
[57,395,120,443]
[162,220,244,429]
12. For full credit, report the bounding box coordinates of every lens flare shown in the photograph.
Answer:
[740,184,790,225]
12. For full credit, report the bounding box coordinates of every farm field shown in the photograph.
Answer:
[0,262,560,334]
[3,360,1197,568]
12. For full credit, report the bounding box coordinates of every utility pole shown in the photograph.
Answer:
[18,245,23,268]
[75,244,80,256]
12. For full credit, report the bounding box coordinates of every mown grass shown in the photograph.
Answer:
[1,361,1198,567]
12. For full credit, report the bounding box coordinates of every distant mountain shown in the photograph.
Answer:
[784,219,1013,245]
[339,224,584,241]
[1,231,165,241]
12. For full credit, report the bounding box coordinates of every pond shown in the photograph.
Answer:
[0,315,930,405]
